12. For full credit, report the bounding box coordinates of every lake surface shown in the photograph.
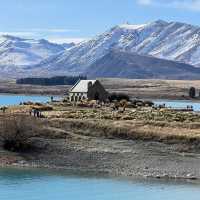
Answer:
[0,168,200,200]
[154,100,200,112]
[1,94,200,112]
[0,94,52,106]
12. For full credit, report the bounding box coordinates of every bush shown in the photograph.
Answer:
[143,100,154,107]
[108,93,130,102]
[0,115,40,152]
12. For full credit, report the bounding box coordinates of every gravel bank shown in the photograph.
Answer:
[1,126,200,181]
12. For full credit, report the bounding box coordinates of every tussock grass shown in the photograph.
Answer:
[49,118,200,146]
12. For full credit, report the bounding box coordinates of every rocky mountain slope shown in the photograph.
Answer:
[86,50,200,80]
[62,42,75,50]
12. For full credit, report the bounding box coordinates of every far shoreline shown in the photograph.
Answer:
[2,78,200,100]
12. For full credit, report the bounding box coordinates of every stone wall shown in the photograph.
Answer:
[87,80,108,101]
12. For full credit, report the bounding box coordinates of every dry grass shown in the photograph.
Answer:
[0,114,42,152]
[43,106,200,123]
[100,78,200,99]
[2,103,200,149]
[40,103,200,145]
[48,117,200,146]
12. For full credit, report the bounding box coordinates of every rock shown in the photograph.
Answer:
[186,173,197,180]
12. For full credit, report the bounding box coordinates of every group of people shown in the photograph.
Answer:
[29,109,43,118]
[186,105,194,110]
[0,106,8,113]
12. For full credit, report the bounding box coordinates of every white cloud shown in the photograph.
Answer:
[0,28,87,44]
[0,28,80,38]
[137,0,152,5]
[30,28,80,33]
[0,28,83,44]
[0,31,37,37]
[137,0,200,11]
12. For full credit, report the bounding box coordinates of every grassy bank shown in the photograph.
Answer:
[1,103,200,152]
[48,118,200,149]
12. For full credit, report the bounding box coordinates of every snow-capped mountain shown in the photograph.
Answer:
[36,19,200,75]
[1,19,200,79]
[0,35,65,66]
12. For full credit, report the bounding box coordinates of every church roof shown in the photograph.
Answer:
[70,80,96,93]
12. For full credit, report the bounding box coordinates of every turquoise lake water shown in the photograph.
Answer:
[0,94,52,106]
[0,168,200,200]
[1,94,200,112]
[154,100,200,112]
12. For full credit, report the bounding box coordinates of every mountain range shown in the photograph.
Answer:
[0,35,67,66]
[1,20,200,79]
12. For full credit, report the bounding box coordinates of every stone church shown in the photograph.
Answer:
[69,80,108,102]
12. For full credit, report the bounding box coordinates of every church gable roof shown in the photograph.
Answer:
[70,80,97,93]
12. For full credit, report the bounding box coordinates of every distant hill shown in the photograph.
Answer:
[86,51,200,80]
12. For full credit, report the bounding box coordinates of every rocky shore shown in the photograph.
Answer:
[1,128,200,181]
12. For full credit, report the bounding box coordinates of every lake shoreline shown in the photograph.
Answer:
[1,115,200,183]
[1,163,200,184]
[1,137,200,183]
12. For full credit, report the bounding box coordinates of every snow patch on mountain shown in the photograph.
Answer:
[119,23,147,30]
[0,35,65,66]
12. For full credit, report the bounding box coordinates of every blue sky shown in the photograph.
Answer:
[1,0,200,43]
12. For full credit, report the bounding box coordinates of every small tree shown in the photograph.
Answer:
[108,93,130,102]
[189,87,196,98]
